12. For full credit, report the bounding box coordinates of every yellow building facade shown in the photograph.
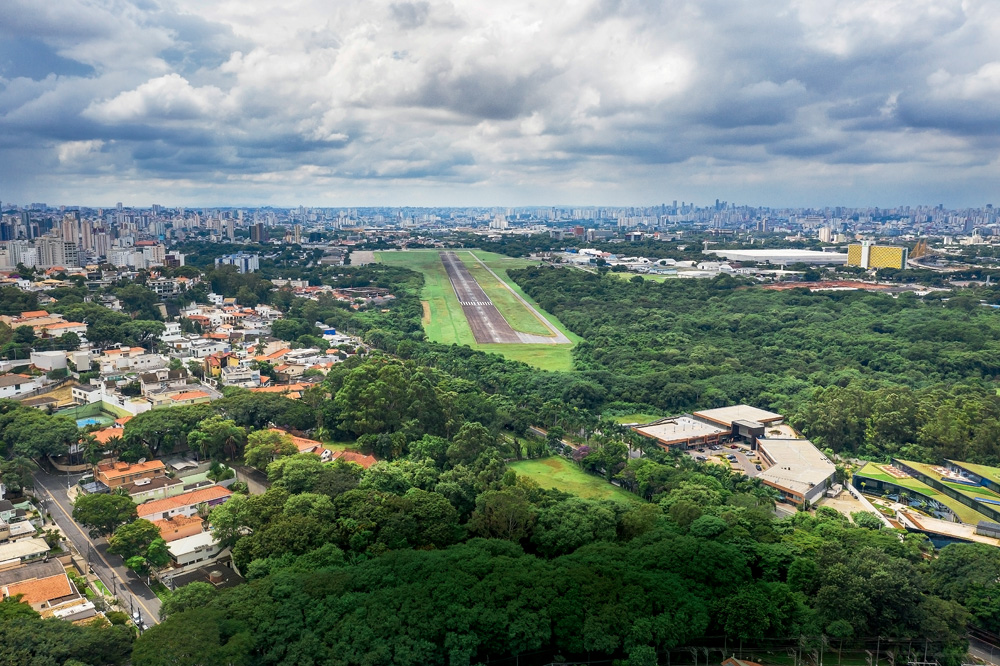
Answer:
[847,241,907,270]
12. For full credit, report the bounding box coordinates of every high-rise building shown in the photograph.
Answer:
[250,223,267,243]
[215,253,259,273]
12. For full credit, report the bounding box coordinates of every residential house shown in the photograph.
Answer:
[2,572,81,612]
[94,460,167,489]
[219,365,261,388]
[203,353,240,378]
[0,500,17,523]
[152,515,204,542]
[166,531,223,567]
[0,538,49,563]
[0,561,92,619]
[148,388,215,408]
[121,476,185,504]
[98,346,166,374]
[139,368,189,396]
[0,374,44,399]
[136,486,233,521]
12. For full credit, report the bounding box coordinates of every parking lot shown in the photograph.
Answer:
[686,443,766,477]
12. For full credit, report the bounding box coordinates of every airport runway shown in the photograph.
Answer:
[441,251,571,345]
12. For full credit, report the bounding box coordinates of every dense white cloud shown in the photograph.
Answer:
[2,0,1000,206]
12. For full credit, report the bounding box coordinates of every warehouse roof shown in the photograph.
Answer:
[757,438,836,496]
[635,416,728,445]
[693,405,783,428]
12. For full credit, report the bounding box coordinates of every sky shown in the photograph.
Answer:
[2,0,1000,209]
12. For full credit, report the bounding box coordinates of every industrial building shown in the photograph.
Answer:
[754,437,837,505]
[706,248,849,265]
[634,405,784,450]
[634,404,835,506]
[846,241,908,270]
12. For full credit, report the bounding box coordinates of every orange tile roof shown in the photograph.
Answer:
[89,428,124,444]
[44,321,85,329]
[19,311,50,319]
[114,416,132,426]
[95,459,165,481]
[254,348,290,363]
[269,428,323,453]
[151,515,204,540]
[170,391,211,401]
[332,450,378,469]
[137,485,233,518]
[4,574,73,606]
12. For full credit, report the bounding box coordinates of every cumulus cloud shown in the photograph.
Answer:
[3,0,1000,205]
[83,74,226,123]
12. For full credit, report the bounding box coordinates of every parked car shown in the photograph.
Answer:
[729,444,739,449]
[755,464,762,471]
[696,455,707,462]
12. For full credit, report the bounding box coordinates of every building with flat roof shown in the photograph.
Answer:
[167,531,224,567]
[692,405,784,428]
[755,438,836,505]
[634,416,729,449]
[0,538,49,564]
[707,248,849,265]
[847,241,907,270]
[634,404,785,450]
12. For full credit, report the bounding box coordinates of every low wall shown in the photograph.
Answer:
[47,457,92,473]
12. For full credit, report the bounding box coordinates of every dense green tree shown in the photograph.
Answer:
[107,519,160,560]
[72,493,138,538]
[243,429,297,471]
[159,582,220,620]
[0,596,133,666]
[187,415,247,460]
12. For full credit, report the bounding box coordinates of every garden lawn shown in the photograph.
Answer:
[951,460,1000,486]
[509,456,642,504]
[608,413,663,424]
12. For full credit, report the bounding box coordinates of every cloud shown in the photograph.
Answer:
[57,140,104,164]
[83,74,225,123]
[2,0,1000,206]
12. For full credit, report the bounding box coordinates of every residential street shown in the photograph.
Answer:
[33,468,162,626]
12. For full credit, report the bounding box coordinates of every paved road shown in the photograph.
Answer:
[971,636,1000,665]
[34,469,162,626]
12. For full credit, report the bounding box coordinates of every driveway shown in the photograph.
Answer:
[33,468,162,626]
[686,445,763,477]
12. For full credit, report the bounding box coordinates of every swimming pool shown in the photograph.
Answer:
[76,416,114,428]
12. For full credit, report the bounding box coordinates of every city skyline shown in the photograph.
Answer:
[3,0,1000,207]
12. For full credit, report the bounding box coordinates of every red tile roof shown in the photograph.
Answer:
[4,574,73,606]
[169,391,211,402]
[137,485,233,518]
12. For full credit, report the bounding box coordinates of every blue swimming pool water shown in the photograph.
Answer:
[76,417,104,427]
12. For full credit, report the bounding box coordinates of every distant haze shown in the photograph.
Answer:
[2,0,999,207]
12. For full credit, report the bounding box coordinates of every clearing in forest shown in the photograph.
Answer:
[509,456,642,503]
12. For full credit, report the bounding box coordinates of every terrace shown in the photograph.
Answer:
[854,462,989,524]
